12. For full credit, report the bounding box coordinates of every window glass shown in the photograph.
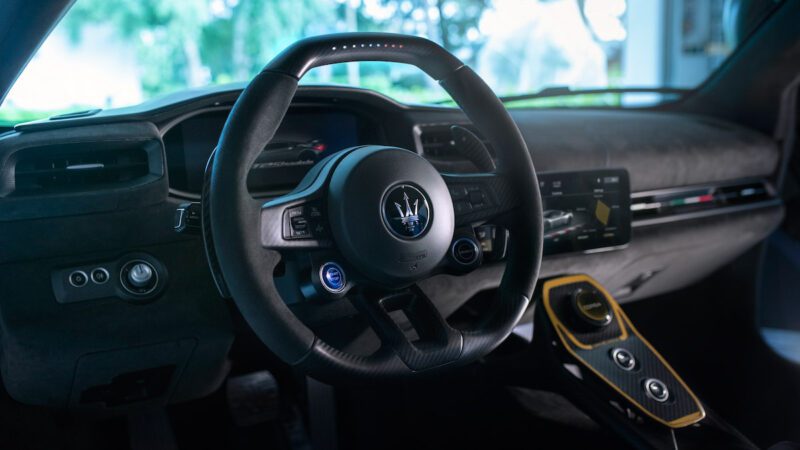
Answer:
[0,0,771,124]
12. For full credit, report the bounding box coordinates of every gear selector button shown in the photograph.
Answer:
[610,348,636,371]
[572,289,614,327]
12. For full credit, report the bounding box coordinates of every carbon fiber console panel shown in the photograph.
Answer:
[542,274,705,428]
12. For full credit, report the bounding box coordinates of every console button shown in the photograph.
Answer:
[468,190,484,205]
[449,185,468,199]
[68,270,88,287]
[610,348,636,371]
[454,201,473,215]
[572,289,614,327]
[286,207,309,238]
[464,185,490,210]
[307,204,323,219]
[311,221,328,238]
[90,268,109,284]
[451,237,480,265]
[643,378,669,403]
[291,216,308,232]
[284,203,327,240]
[319,262,346,293]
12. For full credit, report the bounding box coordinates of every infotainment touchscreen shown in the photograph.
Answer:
[538,169,631,255]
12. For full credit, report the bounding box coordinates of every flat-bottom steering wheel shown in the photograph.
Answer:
[206,33,543,382]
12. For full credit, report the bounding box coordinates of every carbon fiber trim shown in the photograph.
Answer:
[542,274,705,428]
[576,336,700,423]
[350,287,464,371]
[441,172,518,226]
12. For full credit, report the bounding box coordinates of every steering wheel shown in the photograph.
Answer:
[206,33,543,382]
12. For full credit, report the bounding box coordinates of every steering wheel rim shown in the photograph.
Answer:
[207,33,543,382]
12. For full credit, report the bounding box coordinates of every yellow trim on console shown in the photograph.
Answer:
[542,274,706,429]
[542,275,629,350]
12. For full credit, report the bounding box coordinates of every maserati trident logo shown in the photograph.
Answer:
[394,192,420,230]
[382,184,431,239]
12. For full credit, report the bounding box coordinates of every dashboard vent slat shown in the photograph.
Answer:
[630,180,773,221]
[13,145,151,195]
[417,124,494,159]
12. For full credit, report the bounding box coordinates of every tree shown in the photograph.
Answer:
[366,0,488,65]
[64,1,211,95]
[59,0,490,101]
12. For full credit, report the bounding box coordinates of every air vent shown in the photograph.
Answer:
[416,124,494,159]
[13,144,151,195]
[631,180,773,221]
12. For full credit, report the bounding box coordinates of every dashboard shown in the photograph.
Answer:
[3,84,780,283]
[0,84,785,411]
[161,97,638,257]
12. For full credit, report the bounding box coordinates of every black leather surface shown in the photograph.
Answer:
[209,70,317,365]
[265,33,464,81]
[440,65,543,363]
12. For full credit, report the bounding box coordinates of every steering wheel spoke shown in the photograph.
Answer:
[442,172,517,226]
[351,285,463,371]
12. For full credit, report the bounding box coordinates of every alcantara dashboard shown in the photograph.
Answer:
[0,84,784,305]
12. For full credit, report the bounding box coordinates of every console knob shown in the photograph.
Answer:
[68,270,88,288]
[571,289,614,327]
[128,263,154,288]
[643,378,670,403]
[610,348,637,371]
[451,237,480,266]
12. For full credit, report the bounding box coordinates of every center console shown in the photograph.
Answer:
[541,274,705,428]
[534,274,758,449]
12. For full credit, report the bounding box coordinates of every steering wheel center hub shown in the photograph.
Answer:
[327,146,454,286]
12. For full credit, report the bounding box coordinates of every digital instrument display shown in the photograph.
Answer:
[165,108,364,194]
[539,169,631,255]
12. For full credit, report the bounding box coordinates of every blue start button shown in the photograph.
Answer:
[320,262,346,293]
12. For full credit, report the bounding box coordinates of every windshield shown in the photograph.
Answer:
[0,0,763,124]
